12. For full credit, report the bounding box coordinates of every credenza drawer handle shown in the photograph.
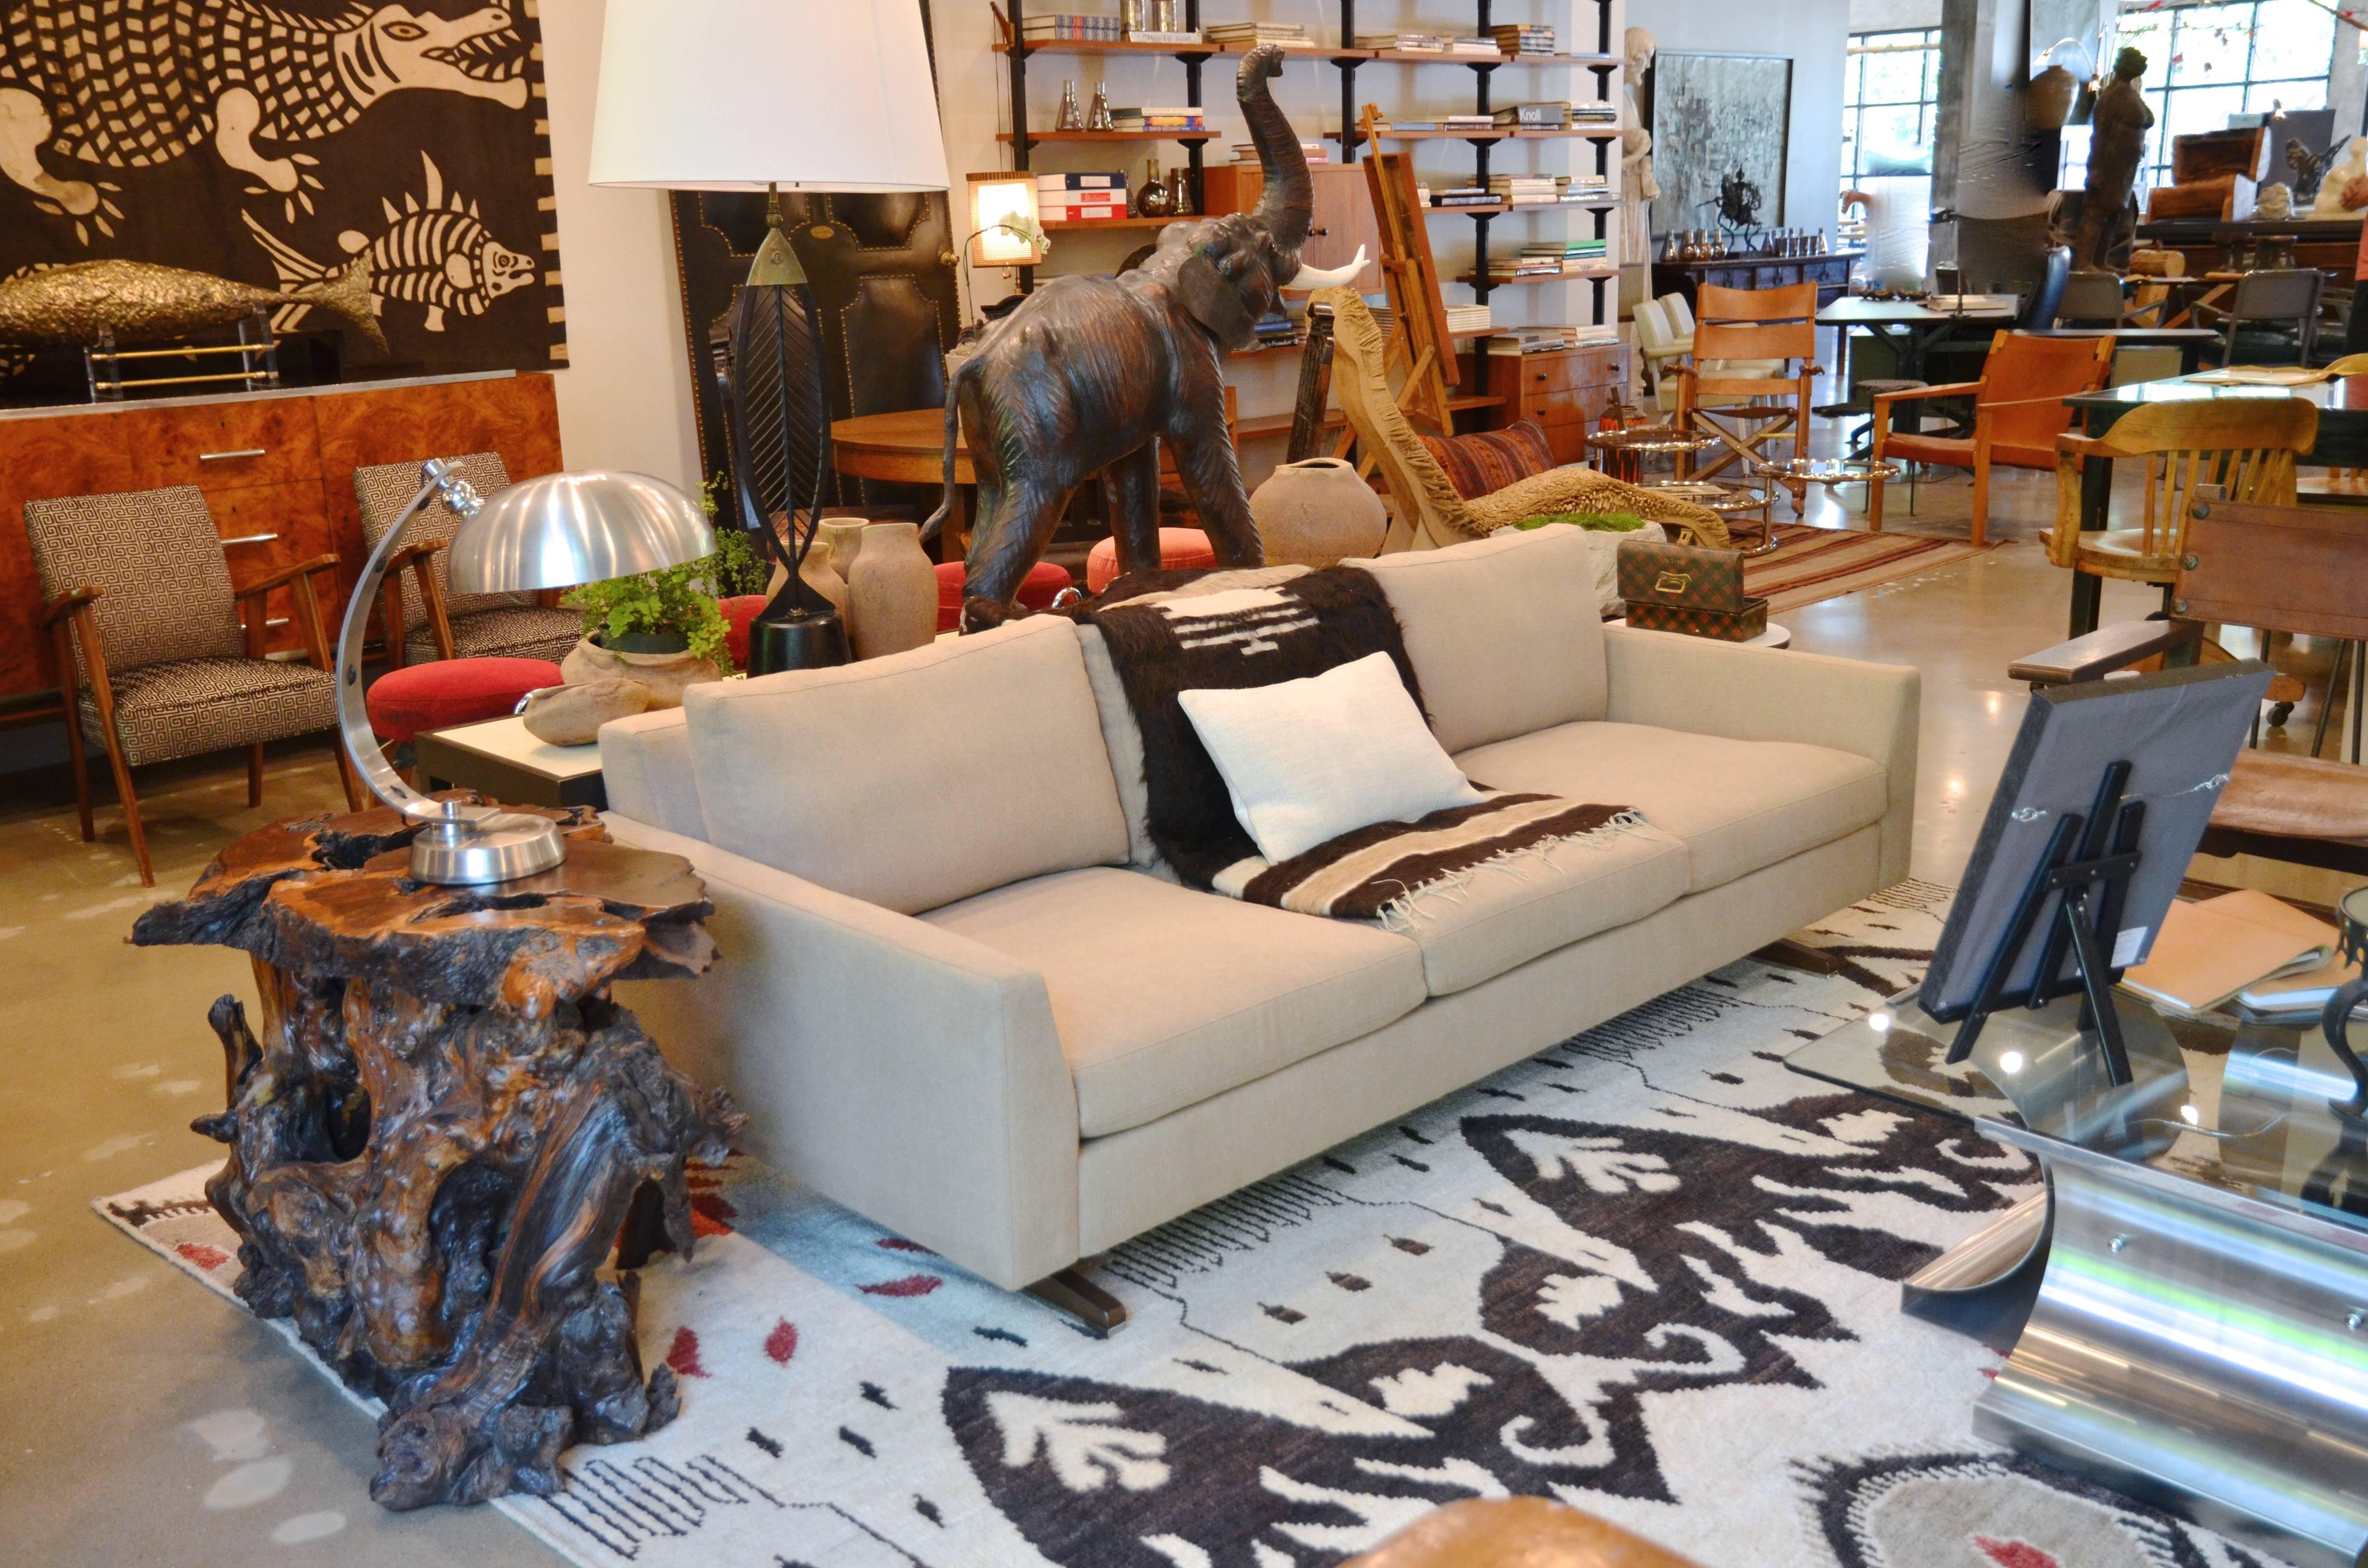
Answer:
[221,532,278,546]
[200,448,267,462]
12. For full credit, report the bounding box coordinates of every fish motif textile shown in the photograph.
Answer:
[0,0,558,387]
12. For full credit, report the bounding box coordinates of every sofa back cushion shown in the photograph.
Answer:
[598,706,705,840]
[1346,527,1608,753]
[684,616,1131,914]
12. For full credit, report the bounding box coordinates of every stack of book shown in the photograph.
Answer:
[1444,302,1492,335]
[1493,102,1571,130]
[1233,140,1329,165]
[1107,106,1205,134]
[1127,25,1202,45]
[1249,310,1303,349]
[1489,24,1557,56]
[1442,113,1498,132]
[1019,12,1123,42]
[1522,237,1609,272]
[1037,172,1130,221]
[1570,100,1621,125]
[1444,36,1504,56]
[2122,890,2355,1019]
[1355,32,1444,51]
[1487,175,1561,207]
[1428,183,1495,208]
[1486,326,1582,354]
[1205,20,1312,49]
[1557,174,1614,203]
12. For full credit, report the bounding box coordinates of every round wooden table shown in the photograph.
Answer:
[832,409,972,559]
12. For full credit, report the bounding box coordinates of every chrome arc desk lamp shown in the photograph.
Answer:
[334,461,715,884]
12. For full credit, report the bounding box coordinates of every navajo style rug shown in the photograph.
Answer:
[1747,526,1997,615]
[97,883,2292,1568]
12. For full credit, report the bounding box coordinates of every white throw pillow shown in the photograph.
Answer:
[1176,651,1484,864]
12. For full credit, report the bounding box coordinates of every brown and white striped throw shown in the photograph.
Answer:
[1209,793,1649,929]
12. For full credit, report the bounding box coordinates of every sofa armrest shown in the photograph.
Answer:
[599,707,706,841]
[1603,626,1921,886]
[602,814,1080,1291]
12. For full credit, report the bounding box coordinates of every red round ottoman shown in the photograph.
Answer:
[1085,527,1216,593]
[720,594,769,670]
[935,560,1072,631]
[366,657,564,744]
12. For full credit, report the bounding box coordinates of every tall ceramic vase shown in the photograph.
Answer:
[847,521,937,660]
[819,518,870,643]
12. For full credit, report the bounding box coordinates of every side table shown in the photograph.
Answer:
[416,713,605,810]
[132,804,743,1509]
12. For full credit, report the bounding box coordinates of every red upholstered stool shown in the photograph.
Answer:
[1084,527,1216,593]
[935,561,1073,632]
[720,594,769,670]
[366,657,564,744]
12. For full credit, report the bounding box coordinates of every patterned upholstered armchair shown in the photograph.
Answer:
[353,453,581,666]
[28,486,364,886]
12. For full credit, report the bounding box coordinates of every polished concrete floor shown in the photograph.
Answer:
[0,458,2356,1566]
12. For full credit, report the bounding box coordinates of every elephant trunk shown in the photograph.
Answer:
[1238,44,1312,260]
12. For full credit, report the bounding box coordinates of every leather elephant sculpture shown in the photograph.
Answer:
[926,44,1364,611]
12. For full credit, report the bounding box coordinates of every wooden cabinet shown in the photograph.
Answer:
[0,372,561,698]
[1200,163,1385,293]
[1650,252,1861,313]
[1466,343,1632,466]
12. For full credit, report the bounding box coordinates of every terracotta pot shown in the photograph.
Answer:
[561,635,722,709]
[1248,457,1389,567]
[846,521,937,659]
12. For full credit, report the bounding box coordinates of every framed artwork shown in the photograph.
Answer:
[1647,53,1794,233]
[0,0,562,399]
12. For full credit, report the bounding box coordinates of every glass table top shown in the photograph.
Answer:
[1752,457,1902,485]
[1788,988,2368,1231]
[1585,424,1721,453]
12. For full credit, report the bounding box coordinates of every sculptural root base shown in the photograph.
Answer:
[138,804,741,1509]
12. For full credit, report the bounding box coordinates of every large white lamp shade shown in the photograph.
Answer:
[588,0,950,193]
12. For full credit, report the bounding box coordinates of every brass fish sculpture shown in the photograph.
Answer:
[0,256,387,352]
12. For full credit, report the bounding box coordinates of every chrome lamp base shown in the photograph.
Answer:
[408,810,567,885]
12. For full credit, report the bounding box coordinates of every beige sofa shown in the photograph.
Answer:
[598,528,1919,1294]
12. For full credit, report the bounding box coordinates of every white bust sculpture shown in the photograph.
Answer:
[1621,26,1660,270]
[2314,136,2368,218]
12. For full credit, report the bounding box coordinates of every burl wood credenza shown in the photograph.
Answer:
[0,371,563,706]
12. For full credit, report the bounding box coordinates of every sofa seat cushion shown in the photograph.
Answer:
[1452,721,1888,893]
[1353,809,1691,996]
[921,867,1428,1137]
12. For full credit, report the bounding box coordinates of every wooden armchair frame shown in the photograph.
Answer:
[44,553,365,885]
[1671,282,1822,514]
[1867,332,2116,544]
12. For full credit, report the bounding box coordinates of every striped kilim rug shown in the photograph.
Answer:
[1745,525,1996,614]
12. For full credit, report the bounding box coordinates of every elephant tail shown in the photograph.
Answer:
[921,359,972,545]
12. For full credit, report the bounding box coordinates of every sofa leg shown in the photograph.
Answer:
[1025,1268,1129,1336]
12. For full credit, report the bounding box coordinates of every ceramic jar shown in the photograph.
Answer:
[1248,457,1390,567]
[846,521,937,659]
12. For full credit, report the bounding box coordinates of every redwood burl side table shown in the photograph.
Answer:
[133,802,744,1510]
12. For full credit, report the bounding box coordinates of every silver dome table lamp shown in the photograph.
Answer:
[335,461,715,884]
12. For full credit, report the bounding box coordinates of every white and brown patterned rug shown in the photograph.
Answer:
[1748,526,1999,614]
[96,884,2293,1568]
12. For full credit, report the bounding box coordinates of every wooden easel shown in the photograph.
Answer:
[1340,103,1459,458]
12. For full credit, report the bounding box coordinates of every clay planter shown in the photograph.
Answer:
[846,521,937,659]
[1248,457,1390,567]
[561,635,722,709]
[521,678,654,746]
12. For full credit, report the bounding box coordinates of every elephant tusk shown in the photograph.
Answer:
[1282,246,1369,291]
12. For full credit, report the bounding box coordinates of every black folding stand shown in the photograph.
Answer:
[1934,761,2147,1087]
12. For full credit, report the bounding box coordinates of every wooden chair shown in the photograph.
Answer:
[1671,282,1820,514]
[28,485,365,886]
[2044,398,2318,614]
[2010,498,2368,876]
[1317,287,1725,551]
[353,453,579,667]
[1867,331,2117,544]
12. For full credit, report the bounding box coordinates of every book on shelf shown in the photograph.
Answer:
[1356,33,1444,50]
[1020,14,1123,41]
[1124,29,1203,45]
[1036,172,1125,189]
[1379,121,1442,133]
[1045,193,1129,211]
[1428,185,1495,207]
[1489,24,1557,54]
[1204,22,1312,46]
[1493,102,1571,129]
[1486,327,1583,354]
[1441,114,1497,130]
[1569,102,1620,122]
[1046,205,1133,222]
[1443,304,1492,333]
[1445,37,1503,56]
[1232,141,1328,163]
[2121,890,2342,1019]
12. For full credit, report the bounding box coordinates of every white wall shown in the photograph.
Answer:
[537,0,703,489]
[1850,0,1943,32]
[1642,0,1853,232]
